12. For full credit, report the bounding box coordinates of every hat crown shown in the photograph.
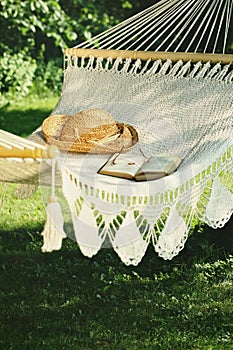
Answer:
[59,108,118,142]
[42,109,138,153]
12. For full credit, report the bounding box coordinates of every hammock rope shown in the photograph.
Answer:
[1,0,233,264]
[77,0,233,54]
[164,0,216,52]
[0,129,59,184]
[148,0,207,52]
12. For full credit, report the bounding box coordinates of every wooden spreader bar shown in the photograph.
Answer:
[0,129,58,159]
[65,48,233,65]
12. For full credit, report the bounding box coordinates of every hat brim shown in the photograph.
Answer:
[42,114,138,154]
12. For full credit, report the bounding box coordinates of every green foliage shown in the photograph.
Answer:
[0,50,37,99]
[0,0,151,101]
[0,0,77,101]
[0,50,63,105]
[32,58,63,95]
[0,0,77,55]
[0,0,149,59]
[60,0,135,43]
[60,0,156,45]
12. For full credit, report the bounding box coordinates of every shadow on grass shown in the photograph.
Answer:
[0,221,232,350]
[0,97,58,136]
[0,108,49,136]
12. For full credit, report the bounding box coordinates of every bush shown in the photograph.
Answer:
[32,58,63,96]
[0,50,63,104]
[0,51,37,100]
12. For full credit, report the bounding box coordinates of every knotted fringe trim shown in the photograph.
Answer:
[61,146,233,261]
[41,158,66,253]
[64,145,233,216]
[64,54,233,82]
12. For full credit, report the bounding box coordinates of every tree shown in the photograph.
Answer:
[0,0,155,58]
[1,0,231,100]
[0,0,155,99]
[0,0,77,59]
[59,0,156,46]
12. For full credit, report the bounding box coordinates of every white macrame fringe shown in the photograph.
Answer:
[50,40,233,264]
[41,198,66,252]
[155,207,188,260]
[64,54,233,82]
[203,178,233,229]
[41,159,66,253]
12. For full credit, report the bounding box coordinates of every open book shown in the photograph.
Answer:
[98,152,182,181]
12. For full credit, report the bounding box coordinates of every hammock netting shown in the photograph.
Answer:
[1,0,233,265]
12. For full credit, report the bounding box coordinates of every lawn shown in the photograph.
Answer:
[0,96,232,350]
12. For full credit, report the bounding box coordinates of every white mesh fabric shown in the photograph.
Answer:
[49,55,233,264]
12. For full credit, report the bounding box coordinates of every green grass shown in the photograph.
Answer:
[0,93,59,136]
[0,96,233,350]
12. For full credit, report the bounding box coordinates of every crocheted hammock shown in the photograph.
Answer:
[1,0,233,264]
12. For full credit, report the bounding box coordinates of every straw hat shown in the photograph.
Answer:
[42,108,138,153]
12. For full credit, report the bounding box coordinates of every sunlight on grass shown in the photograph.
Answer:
[0,184,232,350]
[0,184,46,232]
[0,95,232,350]
[0,94,59,136]
[0,187,233,350]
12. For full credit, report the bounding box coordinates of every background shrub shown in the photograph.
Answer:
[0,51,37,99]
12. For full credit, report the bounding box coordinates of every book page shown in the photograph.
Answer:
[136,155,181,177]
[98,153,146,179]
[98,153,182,181]
[140,155,181,173]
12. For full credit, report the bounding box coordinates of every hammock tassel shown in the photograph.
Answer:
[41,158,66,253]
[155,207,187,260]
